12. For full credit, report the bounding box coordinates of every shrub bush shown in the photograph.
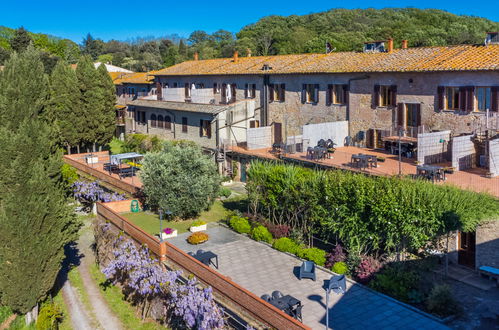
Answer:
[297,247,326,266]
[369,264,420,302]
[272,237,299,254]
[36,303,63,330]
[61,163,78,186]
[265,223,291,239]
[251,225,273,243]
[218,186,232,198]
[187,232,209,245]
[229,216,251,234]
[325,244,347,268]
[354,255,382,284]
[332,261,348,274]
[191,220,207,227]
[426,284,461,317]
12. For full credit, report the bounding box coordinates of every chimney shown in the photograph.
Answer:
[194,52,199,61]
[402,40,408,49]
[247,48,252,57]
[233,51,239,62]
[387,38,394,53]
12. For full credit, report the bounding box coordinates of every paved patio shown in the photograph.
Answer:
[168,225,448,329]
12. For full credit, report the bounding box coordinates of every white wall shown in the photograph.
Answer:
[191,88,215,104]
[489,138,499,177]
[417,131,451,164]
[451,135,476,170]
[302,121,349,147]
[162,88,185,102]
[247,126,272,150]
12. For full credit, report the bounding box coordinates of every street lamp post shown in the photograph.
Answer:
[159,209,163,242]
[325,275,346,330]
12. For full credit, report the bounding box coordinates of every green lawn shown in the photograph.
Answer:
[123,200,229,236]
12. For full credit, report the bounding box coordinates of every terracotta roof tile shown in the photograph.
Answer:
[153,44,499,76]
[111,72,155,85]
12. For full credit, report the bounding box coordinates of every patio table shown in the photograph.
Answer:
[416,165,446,182]
[269,295,301,315]
[351,154,376,169]
[194,251,219,269]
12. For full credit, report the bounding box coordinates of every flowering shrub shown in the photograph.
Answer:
[325,244,347,268]
[187,232,209,245]
[163,228,174,235]
[272,237,299,254]
[103,236,224,329]
[229,216,251,234]
[251,225,273,243]
[354,255,382,284]
[72,180,125,205]
[297,247,326,266]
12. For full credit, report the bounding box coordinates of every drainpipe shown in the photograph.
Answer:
[262,74,270,126]
[347,75,370,139]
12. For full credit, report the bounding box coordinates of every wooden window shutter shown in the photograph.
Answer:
[491,86,499,112]
[390,85,397,107]
[343,84,349,104]
[466,86,474,112]
[249,120,256,128]
[397,103,405,127]
[269,84,274,102]
[156,82,162,99]
[437,86,445,111]
[459,87,467,111]
[373,85,380,108]
[301,84,307,103]
[244,83,248,98]
[199,120,203,137]
[213,83,217,94]
[280,83,285,101]
[416,104,422,127]
[314,84,319,103]
[207,121,212,138]
[252,84,256,98]
[326,84,333,105]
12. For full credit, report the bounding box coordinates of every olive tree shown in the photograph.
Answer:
[140,142,220,219]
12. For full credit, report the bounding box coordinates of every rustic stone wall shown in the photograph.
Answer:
[475,220,499,268]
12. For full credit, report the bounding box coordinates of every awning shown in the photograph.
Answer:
[110,152,143,165]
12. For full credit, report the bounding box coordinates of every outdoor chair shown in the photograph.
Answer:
[299,261,316,281]
[271,290,283,300]
[260,294,271,302]
[293,305,303,322]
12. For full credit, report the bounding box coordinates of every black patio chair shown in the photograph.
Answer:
[260,294,271,302]
[293,305,303,322]
[271,290,283,300]
[317,139,327,148]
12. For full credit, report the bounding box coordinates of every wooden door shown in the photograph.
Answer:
[458,231,476,268]
[273,122,283,144]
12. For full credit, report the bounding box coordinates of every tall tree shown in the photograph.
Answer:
[81,33,104,60]
[95,64,117,148]
[0,47,80,321]
[75,55,100,151]
[9,27,32,53]
[46,60,83,153]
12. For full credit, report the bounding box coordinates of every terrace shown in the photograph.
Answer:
[63,151,143,195]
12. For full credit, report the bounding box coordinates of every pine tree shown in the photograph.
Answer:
[75,55,100,151]
[46,60,83,153]
[0,47,80,317]
[9,27,32,53]
[95,64,117,148]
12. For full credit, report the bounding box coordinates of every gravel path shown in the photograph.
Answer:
[77,218,123,330]
[61,281,94,330]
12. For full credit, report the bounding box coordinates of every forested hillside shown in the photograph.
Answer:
[1,8,498,71]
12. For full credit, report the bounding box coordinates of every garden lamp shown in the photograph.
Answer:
[325,275,346,330]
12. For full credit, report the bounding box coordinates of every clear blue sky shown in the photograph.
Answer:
[1,0,497,43]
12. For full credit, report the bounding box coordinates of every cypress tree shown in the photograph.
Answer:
[95,64,117,148]
[75,55,100,151]
[0,47,80,318]
[46,60,83,153]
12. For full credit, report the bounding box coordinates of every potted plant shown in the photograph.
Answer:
[160,227,177,239]
[190,220,207,232]
[376,156,386,162]
[187,232,209,245]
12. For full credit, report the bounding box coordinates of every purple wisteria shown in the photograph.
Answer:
[102,235,224,329]
[72,180,126,204]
